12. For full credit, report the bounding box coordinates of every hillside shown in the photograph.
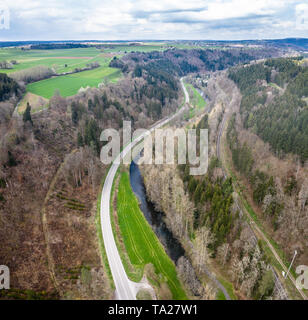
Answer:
[227,57,308,266]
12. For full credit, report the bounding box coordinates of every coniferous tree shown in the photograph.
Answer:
[23,102,33,126]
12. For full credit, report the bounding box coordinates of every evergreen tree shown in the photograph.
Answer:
[77,132,84,147]
[23,102,33,126]
[88,99,93,110]
[7,151,17,167]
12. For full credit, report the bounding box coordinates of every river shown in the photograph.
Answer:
[129,160,185,264]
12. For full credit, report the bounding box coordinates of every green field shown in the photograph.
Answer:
[0,47,112,74]
[27,65,121,99]
[116,171,187,300]
[0,44,167,74]
[0,46,123,100]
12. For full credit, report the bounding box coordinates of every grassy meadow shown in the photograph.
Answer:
[115,171,187,300]
[26,65,121,99]
[0,47,108,74]
[0,43,180,105]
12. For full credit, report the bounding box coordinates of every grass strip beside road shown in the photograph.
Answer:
[115,170,187,300]
[110,171,144,282]
[184,83,206,119]
[185,83,206,109]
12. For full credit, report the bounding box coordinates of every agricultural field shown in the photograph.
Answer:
[27,65,121,99]
[116,171,187,300]
[0,47,111,74]
[0,46,125,107]
[99,42,225,52]
[1,43,205,105]
[0,43,213,112]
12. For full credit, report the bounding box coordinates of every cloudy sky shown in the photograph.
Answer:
[1,0,308,41]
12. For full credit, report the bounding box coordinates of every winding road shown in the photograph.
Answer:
[100,77,233,300]
[100,78,188,300]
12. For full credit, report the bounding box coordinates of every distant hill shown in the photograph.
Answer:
[1,38,308,51]
[199,38,308,51]
[263,38,308,51]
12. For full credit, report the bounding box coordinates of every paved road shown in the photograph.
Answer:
[100,78,188,300]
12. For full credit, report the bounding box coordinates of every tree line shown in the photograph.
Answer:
[30,43,89,50]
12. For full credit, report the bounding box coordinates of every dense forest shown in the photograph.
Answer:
[111,47,280,77]
[0,73,20,101]
[229,58,308,162]
[180,160,234,253]
[109,48,280,122]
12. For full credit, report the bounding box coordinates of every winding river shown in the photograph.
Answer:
[129,159,232,300]
[129,160,185,264]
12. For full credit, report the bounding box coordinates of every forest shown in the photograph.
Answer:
[229,58,308,162]
[142,112,277,300]
[113,47,280,78]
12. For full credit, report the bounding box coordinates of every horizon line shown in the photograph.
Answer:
[0,37,308,43]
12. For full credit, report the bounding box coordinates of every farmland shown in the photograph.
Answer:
[0,46,125,106]
[0,47,109,74]
[99,43,167,53]
[27,65,121,99]
[0,44,169,75]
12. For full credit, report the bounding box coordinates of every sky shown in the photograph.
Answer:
[0,0,308,41]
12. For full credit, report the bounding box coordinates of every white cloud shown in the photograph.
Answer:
[296,3,308,30]
[1,0,307,40]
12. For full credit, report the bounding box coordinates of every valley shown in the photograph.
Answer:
[0,39,307,301]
